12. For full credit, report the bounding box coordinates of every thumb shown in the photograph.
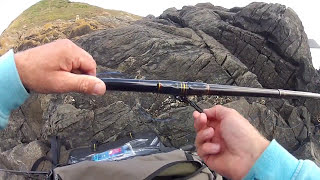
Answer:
[59,72,106,95]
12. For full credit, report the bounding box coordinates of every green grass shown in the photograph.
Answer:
[8,0,140,30]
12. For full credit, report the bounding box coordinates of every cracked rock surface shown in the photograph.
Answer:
[1,2,320,179]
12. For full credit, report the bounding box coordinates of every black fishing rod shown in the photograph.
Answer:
[99,78,320,99]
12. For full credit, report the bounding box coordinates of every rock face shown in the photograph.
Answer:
[1,2,320,179]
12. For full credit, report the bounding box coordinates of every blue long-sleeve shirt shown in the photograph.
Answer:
[0,50,320,179]
[0,50,29,129]
[244,139,320,179]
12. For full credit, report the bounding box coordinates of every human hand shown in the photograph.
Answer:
[14,39,106,95]
[193,105,270,180]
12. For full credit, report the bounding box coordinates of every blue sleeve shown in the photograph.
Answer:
[0,50,29,129]
[244,139,320,180]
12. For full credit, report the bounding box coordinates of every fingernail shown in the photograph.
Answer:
[93,82,105,95]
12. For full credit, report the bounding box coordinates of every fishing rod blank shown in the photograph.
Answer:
[100,78,320,99]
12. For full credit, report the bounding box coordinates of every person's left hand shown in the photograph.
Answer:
[14,39,106,95]
[193,106,269,180]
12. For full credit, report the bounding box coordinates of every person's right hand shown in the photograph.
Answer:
[193,105,270,180]
[14,39,106,95]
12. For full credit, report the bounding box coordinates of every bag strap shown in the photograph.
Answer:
[0,168,49,175]
[31,156,53,171]
[31,136,61,171]
[185,152,194,161]
[144,160,203,180]
[50,136,61,168]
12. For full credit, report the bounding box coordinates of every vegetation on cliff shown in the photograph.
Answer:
[0,0,140,55]
[8,0,140,31]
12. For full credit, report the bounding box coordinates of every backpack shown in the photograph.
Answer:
[8,132,218,180]
[53,149,215,180]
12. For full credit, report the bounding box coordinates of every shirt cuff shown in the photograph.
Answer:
[0,50,29,129]
[244,139,299,180]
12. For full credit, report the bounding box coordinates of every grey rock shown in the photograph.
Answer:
[42,103,95,148]
[225,98,299,150]
[0,141,48,170]
[293,141,320,165]
[231,3,315,87]
[0,141,49,179]
[0,172,24,180]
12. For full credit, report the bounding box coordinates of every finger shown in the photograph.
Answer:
[193,111,200,119]
[193,111,200,130]
[197,142,221,158]
[204,105,233,121]
[195,127,214,148]
[72,50,97,76]
[194,113,207,132]
[78,48,97,76]
[59,39,97,76]
[52,72,106,95]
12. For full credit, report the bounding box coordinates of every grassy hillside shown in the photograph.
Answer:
[7,0,140,30]
[0,0,140,54]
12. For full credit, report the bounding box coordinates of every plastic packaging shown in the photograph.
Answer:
[91,143,134,161]
[68,134,163,164]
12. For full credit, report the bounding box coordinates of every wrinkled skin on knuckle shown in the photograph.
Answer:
[78,78,90,93]
[60,57,73,72]
[55,40,79,72]
[70,57,81,72]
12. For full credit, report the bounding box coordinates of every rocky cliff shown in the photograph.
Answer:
[1,2,320,179]
[0,0,140,55]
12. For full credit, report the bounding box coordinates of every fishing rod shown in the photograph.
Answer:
[100,78,320,99]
